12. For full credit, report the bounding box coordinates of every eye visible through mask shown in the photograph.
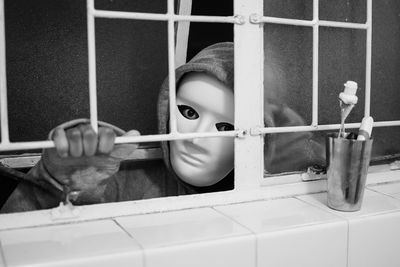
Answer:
[178,105,234,132]
[215,122,234,132]
[178,105,199,120]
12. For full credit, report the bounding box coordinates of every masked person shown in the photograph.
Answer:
[1,42,324,213]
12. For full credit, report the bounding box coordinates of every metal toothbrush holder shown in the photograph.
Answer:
[326,133,373,211]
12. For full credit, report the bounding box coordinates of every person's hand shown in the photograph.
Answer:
[42,123,140,203]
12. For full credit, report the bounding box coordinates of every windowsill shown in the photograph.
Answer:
[1,169,400,266]
[0,167,399,231]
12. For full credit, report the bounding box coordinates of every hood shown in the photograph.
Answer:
[157,42,235,172]
[156,41,324,187]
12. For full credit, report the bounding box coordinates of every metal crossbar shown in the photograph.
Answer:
[0,0,240,152]
[254,0,400,135]
[0,0,399,157]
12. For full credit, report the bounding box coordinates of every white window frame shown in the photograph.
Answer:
[1,0,400,230]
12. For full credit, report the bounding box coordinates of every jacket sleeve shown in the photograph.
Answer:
[1,160,63,213]
[264,104,326,174]
[1,118,128,213]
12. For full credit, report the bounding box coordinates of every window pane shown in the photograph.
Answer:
[264,0,313,20]
[263,1,400,175]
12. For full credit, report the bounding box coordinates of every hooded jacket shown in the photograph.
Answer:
[1,42,324,213]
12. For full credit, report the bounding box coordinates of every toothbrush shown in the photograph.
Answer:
[338,81,358,138]
[357,116,374,141]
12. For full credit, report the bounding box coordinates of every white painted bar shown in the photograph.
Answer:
[318,20,368,29]
[258,120,400,134]
[87,0,98,132]
[259,17,367,30]
[93,9,237,24]
[0,130,240,152]
[1,117,398,151]
[167,0,177,134]
[261,16,316,27]
[0,0,9,144]
[365,0,372,117]
[93,9,167,21]
[312,0,319,126]
[0,140,54,151]
[114,130,239,144]
[175,0,192,68]
[234,0,264,189]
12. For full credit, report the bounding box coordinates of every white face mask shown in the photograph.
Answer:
[169,72,234,187]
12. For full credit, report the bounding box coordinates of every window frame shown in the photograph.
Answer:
[2,0,400,231]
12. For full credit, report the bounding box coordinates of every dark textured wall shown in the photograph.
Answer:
[264,0,400,158]
[1,0,399,192]
[4,0,233,143]
[0,0,233,204]
[5,0,169,142]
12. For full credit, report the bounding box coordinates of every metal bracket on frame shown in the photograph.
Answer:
[233,14,246,25]
[249,13,262,24]
[235,129,248,138]
[250,126,263,136]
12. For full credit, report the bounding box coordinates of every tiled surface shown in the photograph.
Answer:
[116,207,255,267]
[144,236,254,267]
[215,198,348,267]
[215,198,344,232]
[0,246,4,267]
[348,212,400,267]
[298,189,400,267]
[2,188,400,266]
[297,189,400,219]
[368,181,400,199]
[0,220,143,267]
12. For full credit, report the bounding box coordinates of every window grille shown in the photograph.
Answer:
[1,0,400,227]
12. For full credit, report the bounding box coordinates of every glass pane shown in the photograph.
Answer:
[95,0,167,14]
[263,1,400,175]
[264,0,313,20]
[319,0,366,23]
[1,0,237,212]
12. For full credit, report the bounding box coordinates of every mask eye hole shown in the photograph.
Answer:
[178,105,199,120]
[215,122,234,132]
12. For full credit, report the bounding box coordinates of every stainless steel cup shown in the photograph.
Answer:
[326,133,373,211]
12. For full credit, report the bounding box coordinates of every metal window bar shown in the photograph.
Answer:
[0,0,9,144]
[3,0,400,230]
[0,0,399,165]
[0,0,243,152]
[175,0,192,68]
[254,0,400,136]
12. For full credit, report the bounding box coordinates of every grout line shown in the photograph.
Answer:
[112,218,147,267]
[294,196,350,267]
[346,220,350,267]
[366,187,400,202]
[295,190,400,220]
[0,240,7,267]
[294,195,352,221]
[212,207,258,267]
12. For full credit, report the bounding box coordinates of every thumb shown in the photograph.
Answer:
[124,129,141,137]
[110,129,141,160]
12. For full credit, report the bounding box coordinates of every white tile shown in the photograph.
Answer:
[215,198,347,267]
[116,207,255,267]
[368,181,400,199]
[215,198,344,232]
[116,207,252,247]
[145,235,255,267]
[0,247,5,267]
[299,190,400,267]
[390,192,400,199]
[298,189,400,219]
[257,223,347,267]
[0,220,143,267]
[348,211,400,267]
